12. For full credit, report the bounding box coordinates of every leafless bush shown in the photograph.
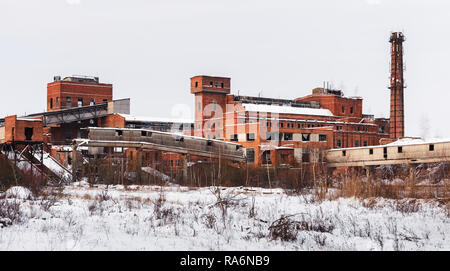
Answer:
[313,233,327,247]
[38,188,62,212]
[210,187,243,224]
[62,210,77,227]
[0,199,23,227]
[268,215,298,242]
[394,199,421,214]
[373,228,384,250]
[248,195,256,219]
[153,187,166,220]
[297,209,335,234]
[96,188,111,202]
[202,213,216,229]
[88,200,103,216]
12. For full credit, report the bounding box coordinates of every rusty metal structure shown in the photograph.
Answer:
[389,32,406,139]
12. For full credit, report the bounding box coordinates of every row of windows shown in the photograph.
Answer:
[263,121,327,129]
[336,125,369,132]
[194,81,225,88]
[341,106,355,114]
[343,144,436,157]
[230,133,327,142]
[50,97,107,109]
[336,139,368,148]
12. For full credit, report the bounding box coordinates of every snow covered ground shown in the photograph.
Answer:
[0,183,448,251]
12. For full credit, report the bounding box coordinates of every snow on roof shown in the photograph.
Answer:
[328,137,450,152]
[242,103,333,117]
[17,118,42,122]
[386,137,450,146]
[119,114,193,124]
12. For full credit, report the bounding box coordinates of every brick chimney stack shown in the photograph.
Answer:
[389,32,405,139]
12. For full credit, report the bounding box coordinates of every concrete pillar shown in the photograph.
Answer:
[71,143,78,183]
[365,166,374,182]
[182,154,189,184]
[409,164,416,185]
[136,147,142,183]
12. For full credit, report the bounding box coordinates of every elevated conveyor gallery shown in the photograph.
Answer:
[73,127,246,162]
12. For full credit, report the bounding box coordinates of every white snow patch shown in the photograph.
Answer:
[242,103,333,117]
[4,186,32,199]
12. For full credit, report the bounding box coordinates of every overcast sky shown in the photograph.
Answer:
[1,0,449,138]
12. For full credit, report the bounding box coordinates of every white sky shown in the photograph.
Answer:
[1,0,449,138]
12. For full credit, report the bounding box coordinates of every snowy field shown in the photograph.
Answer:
[0,182,448,251]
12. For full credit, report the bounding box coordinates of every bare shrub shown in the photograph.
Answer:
[296,210,335,234]
[96,188,111,202]
[248,195,256,219]
[0,199,23,227]
[268,215,298,242]
[210,187,243,224]
[394,199,421,214]
[153,187,166,220]
[202,213,216,229]
[88,200,103,216]
[313,234,327,247]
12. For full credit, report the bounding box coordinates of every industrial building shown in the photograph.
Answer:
[2,31,445,181]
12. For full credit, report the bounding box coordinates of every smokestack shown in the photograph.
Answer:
[389,32,405,139]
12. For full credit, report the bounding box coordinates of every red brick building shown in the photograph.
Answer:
[47,76,113,112]
[191,75,390,166]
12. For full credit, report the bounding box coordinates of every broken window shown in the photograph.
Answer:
[355,140,359,147]
[65,128,71,139]
[264,151,271,164]
[195,81,198,88]
[78,98,83,107]
[230,134,238,141]
[116,130,123,136]
[429,144,434,151]
[369,149,374,155]
[342,106,345,114]
[363,141,368,146]
[50,98,53,109]
[383,147,387,159]
[90,98,95,106]
[24,127,33,141]
[319,134,327,142]
[337,139,342,148]
[266,132,277,141]
[342,150,346,156]
[350,107,354,114]
[302,149,310,163]
[221,82,224,88]
[246,133,255,141]
[301,133,310,142]
[398,146,403,153]
[246,148,255,163]
[66,97,72,108]
[283,133,293,141]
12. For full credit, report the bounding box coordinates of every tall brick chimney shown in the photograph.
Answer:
[389,32,405,139]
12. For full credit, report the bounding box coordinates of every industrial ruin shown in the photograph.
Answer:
[1,32,449,184]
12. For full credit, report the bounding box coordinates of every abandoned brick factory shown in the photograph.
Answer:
[1,32,449,183]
